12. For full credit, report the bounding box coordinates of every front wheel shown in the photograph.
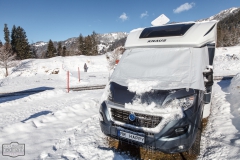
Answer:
[188,114,202,155]
[188,127,201,155]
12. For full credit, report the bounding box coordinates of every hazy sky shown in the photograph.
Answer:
[0,0,240,43]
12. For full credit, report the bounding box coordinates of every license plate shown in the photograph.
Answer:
[117,130,145,143]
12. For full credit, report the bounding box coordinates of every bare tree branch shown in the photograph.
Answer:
[0,45,16,77]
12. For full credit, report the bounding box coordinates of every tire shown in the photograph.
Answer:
[188,114,202,155]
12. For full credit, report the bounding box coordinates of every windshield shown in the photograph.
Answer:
[109,82,170,105]
[110,47,209,91]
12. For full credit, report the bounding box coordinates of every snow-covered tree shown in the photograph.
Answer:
[0,45,16,77]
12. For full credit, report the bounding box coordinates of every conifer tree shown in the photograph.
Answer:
[91,31,98,55]
[4,24,10,44]
[62,46,66,57]
[15,26,31,59]
[11,25,17,54]
[78,32,99,56]
[85,35,92,55]
[78,34,85,55]
[3,24,11,50]
[46,40,55,58]
[57,42,62,56]
[0,40,2,47]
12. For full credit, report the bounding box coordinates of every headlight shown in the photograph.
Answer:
[164,95,196,110]
[178,95,195,110]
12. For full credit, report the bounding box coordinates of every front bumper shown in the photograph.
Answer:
[99,101,203,153]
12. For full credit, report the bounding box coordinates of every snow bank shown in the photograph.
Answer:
[229,73,240,115]
[199,76,240,159]
[214,46,240,76]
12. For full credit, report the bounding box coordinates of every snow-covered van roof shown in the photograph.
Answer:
[125,21,217,48]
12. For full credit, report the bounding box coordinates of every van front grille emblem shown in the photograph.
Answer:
[129,113,136,121]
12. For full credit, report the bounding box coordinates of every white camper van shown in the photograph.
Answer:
[99,21,217,154]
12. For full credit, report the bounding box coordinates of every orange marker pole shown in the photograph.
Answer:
[78,67,80,82]
[67,71,69,93]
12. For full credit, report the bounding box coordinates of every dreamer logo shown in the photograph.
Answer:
[2,142,25,157]
[147,39,166,43]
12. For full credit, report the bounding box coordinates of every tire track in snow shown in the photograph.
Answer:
[0,89,101,129]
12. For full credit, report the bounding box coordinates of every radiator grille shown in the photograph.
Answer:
[111,108,162,128]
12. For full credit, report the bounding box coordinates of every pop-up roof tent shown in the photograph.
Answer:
[110,21,217,91]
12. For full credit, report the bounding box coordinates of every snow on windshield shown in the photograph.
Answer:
[110,47,209,91]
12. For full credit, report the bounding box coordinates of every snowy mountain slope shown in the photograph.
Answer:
[99,32,127,44]
[197,7,240,22]
[32,32,128,58]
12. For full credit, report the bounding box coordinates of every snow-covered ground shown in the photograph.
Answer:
[0,47,240,159]
[0,55,109,93]
[214,46,240,76]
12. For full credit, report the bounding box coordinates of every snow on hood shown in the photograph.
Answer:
[127,79,159,95]
[104,82,188,133]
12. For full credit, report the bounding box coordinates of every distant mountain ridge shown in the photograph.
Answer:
[32,7,240,58]
[32,32,128,58]
[197,7,239,22]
